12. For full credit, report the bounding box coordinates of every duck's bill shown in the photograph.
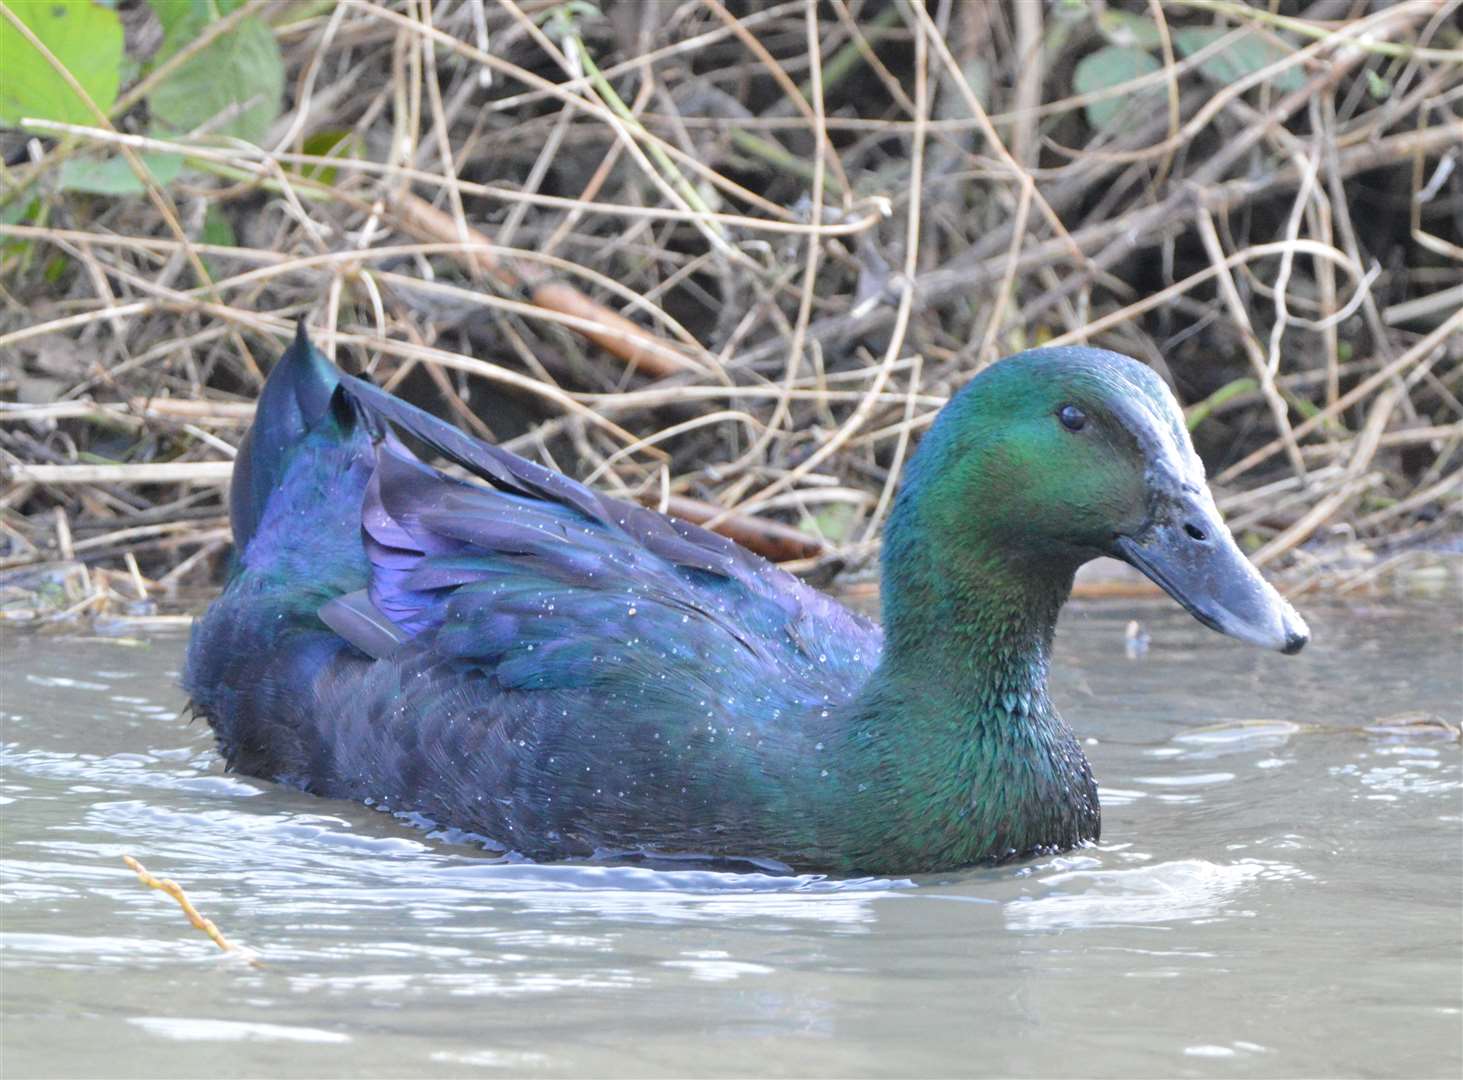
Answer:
[1112,509,1309,655]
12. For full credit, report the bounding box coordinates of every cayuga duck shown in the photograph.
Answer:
[185,326,1308,875]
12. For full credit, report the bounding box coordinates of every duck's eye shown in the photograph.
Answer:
[1058,404,1088,432]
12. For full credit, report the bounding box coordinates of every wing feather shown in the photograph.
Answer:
[318,377,880,703]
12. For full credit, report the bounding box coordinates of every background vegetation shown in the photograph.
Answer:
[1,0,1459,624]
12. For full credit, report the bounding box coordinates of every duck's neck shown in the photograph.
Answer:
[878,530,1066,707]
[841,476,1098,870]
[874,455,1077,707]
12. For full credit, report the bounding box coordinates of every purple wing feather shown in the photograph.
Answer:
[332,376,880,696]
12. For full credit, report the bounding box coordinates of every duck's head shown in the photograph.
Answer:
[900,345,1308,654]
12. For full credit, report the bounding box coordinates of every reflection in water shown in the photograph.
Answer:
[1172,719,1303,753]
[2,605,1461,1079]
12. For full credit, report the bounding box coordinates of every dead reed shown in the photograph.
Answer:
[1,0,1459,624]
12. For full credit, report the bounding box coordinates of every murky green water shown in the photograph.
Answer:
[2,601,1460,1078]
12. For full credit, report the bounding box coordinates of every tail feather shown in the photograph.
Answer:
[229,321,341,553]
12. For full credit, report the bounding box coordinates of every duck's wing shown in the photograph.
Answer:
[324,373,881,702]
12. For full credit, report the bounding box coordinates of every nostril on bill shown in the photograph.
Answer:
[1183,522,1208,542]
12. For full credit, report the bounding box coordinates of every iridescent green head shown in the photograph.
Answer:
[888,346,1309,654]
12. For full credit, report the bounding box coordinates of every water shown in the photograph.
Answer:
[2,601,1460,1078]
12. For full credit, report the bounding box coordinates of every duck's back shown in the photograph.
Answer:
[185,330,881,863]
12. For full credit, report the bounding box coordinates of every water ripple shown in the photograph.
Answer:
[1005,859,1308,931]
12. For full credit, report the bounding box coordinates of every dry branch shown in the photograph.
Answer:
[6,463,234,485]
[2,0,1458,612]
[121,855,260,965]
[387,192,701,377]
[650,492,829,563]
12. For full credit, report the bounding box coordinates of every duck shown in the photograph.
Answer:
[184,325,1308,875]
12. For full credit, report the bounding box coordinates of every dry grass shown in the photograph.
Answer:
[1,0,1460,623]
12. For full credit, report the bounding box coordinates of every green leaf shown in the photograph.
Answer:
[1185,377,1257,430]
[295,128,357,185]
[272,1,336,28]
[202,205,235,247]
[149,0,246,54]
[1172,26,1306,94]
[147,12,283,144]
[1,196,42,257]
[1073,45,1162,130]
[201,205,236,277]
[0,1,123,126]
[806,503,859,544]
[537,1,603,34]
[1097,10,1163,50]
[1282,388,1321,421]
[0,196,40,226]
[58,150,184,194]
[1364,69,1392,100]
